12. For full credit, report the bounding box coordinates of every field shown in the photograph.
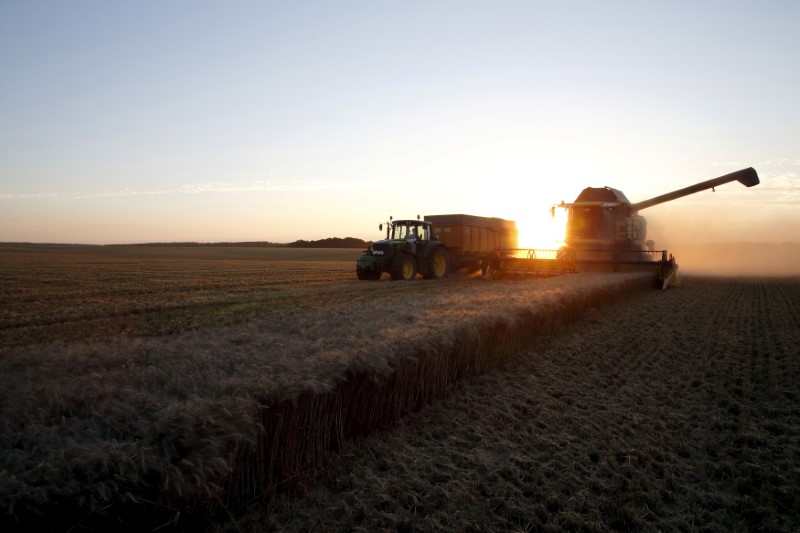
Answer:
[1,244,798,531]
[252,275,800,532]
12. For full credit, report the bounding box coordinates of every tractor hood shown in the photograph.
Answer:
[370,238,405,254]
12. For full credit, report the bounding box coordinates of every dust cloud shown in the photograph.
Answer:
[644,203,800,277]
[666,242,800,277]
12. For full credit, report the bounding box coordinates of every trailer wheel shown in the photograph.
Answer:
[425,248,449,279]
[390,253,417,281]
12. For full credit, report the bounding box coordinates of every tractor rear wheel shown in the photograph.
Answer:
[390,253,418,281]
[425,248,449,279]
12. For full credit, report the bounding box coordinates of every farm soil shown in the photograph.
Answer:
[2,246,798,531]
[0,245,656,530]
[233,276,800,532]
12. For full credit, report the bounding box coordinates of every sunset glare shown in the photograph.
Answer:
[515,208,568,251]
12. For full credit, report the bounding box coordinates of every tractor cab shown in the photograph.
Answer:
[383,219,432,242]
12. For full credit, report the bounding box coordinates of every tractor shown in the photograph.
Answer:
[356,217,450,280]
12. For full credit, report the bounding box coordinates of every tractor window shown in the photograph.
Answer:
[395,224,412,240]
[393,223,429,240]
[409,225,429,241]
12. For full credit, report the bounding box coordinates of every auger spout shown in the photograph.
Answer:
[629,167,759,213]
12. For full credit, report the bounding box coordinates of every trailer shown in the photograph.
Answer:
[424,214,517,272]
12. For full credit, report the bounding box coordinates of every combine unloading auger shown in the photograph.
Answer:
[485,168,760,288]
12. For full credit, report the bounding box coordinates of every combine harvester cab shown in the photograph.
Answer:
[488,167,760,289]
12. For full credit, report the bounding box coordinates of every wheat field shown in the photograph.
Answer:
[1,244,798,531]
[243,276,799,532]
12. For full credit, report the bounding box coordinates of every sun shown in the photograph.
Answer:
[515,207,568,250]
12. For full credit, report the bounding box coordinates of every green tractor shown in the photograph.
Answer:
[356,216,450,281]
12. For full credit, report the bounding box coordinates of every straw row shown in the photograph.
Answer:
[209,274,653,518]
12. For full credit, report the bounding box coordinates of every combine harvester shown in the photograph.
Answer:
[485,167,760,288]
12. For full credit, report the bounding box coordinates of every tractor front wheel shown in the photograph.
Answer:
[390,253,418,281]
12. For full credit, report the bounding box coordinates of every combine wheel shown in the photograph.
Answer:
[425,248,449,279]
[390,253,418,281]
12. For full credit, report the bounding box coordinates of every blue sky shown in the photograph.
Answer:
[1,1,798,246]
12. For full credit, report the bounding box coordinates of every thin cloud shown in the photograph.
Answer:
[0,153,40,160]
[759,158,800,166]
[764,171,798,186]
[1,179,373,200]
[710,158,800,168]
[0,192,59,200]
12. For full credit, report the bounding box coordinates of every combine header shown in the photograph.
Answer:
[486,167,760,288]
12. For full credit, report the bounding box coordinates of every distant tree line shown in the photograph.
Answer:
[131,237,368,248]
[286,237,367,248]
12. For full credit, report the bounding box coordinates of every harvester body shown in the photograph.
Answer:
[356,215,517,280]
[487,167,760,288]
[561,167,760,255]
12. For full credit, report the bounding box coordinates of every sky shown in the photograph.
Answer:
[1,1,799,248]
